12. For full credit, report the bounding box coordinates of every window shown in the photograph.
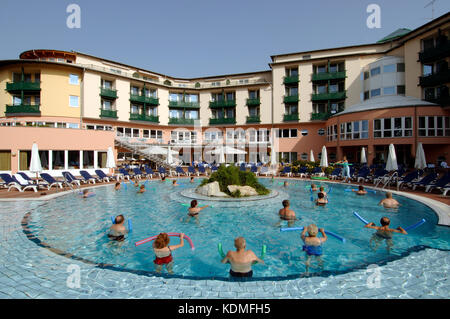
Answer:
[278,152,297,163]
[371,88,381,97]
[277,128,297,138]
[383,86,395,95]
[418,116,450,137]
[397,85,405,95]
[397,63,405,72]
[301,129,308,136]
[69,96,79,107]
[102,99,112,110]
[102,79,112,89]
[318,128,325,136]
[370,67,381,77]
[374,117,413,138]
[364,91,370,100]
[327,125,337,141]
[364,71,370,80]
[67,123,79,129]
[383,64,396,73]
[69,74,79,85]
[301,153,308,160]
[340,120,368,140]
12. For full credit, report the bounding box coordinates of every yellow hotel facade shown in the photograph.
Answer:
[0,13,449,175]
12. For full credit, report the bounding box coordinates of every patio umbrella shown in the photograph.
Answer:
[29,143,42,178]
[414,142,427,170]
[219,146,225,164]
[166,146,173,164]
[205,145,247,155]
[106,147,116,174]
[385,144,398,171]
[310,150,315,162]
[270,148,277,166]
[361,147,367,164]
[320,146,328,168]
[143,146,177,156]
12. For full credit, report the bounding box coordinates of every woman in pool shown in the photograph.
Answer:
[318,186,327,197]
[353,185,367,195]
[82,189,95,198]
[189,176,195,183]
[310,183,318,191]
[108,215,128,242]
[336,156,351,183]
[137,184,146,193]
[364,217,407,252]
[301,224,327,272]
[172,180,180,186]
[221,237,264,278]
[185,200,209,223]
[114,182,121,191]
[153,232,185,274]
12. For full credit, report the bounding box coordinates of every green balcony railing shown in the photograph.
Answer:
[310,112,331,121]
[311,71,346,81]
[100,87,118,99]
[209,117,236,125]
[99,109,118,118]
[5,104,40,115]
[419,70,450,87]
[129,94,159,105]
[209,100,236,108]
[283,95,299,103]
[129,113,159,123]
[283,75,299,84]
[168,117,195,125]
[311,91,346,101]
[6,81,41,92]
[246,115,261,123]
[418,40,450,63]
[246,98,260,106]
[168,100,200,108]
[283,113,299,122]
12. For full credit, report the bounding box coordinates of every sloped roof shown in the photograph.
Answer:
[377,28,412,43]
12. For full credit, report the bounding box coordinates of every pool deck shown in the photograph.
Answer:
[0,176,449,299]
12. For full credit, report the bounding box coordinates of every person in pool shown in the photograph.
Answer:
[319,186,327,197]
[221,237,264,278]
[153,232,185,274]
[161,176,166,182]
[185,200,209,223]
[108,215,128,242]
[114,182,121,191]
[283,181,289,188]
[301,224,327,272]
[310,183,318,191]
[315,192,328,206]
[137,184,146,193]
[364,217,407,252]
[279,199,296,227]
[82,189,95,198]
[190,176,195,183]
[378,192,400,209]
[352,185,367,195]
[172,180,180,186]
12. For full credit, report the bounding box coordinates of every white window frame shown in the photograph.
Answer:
[69,95,79,107]
[418,116,450,137]
[69,74,79,85]
[373,117,413,139]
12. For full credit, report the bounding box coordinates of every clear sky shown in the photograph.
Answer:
[0,0,448,78]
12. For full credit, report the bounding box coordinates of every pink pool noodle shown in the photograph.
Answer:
[135,232,195,250]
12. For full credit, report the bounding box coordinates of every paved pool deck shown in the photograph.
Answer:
[0,179,449,299]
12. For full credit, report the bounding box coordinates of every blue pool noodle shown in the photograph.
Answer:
[280,227,345,243]
[353,211,369,224]
[404,219,426,231]
[121,182,127,190]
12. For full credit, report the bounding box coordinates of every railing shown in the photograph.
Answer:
[311,71,346,81]
[6,81,41,92]
[283,113,299,122]
[209,100,236,108]
[311,91,346,101]
[129,113,159,123]
[283,75,299,84]
[310,112,331,121]
[5,104,41,114]
[100,87,118,99]
[100,109,118,118]
[168,118,195,125]
[418,40,450,63]
[168,101,200,108]
[246,98,260,106]
[246,116,261,123]
[209,117,236,125]
[129,94,159,105]
[419,70,450,87]
[283,95,299,103]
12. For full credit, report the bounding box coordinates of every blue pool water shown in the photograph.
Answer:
[25,178,450,279]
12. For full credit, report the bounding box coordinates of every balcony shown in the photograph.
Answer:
[100,87,118,99]
[311,91,346,101]
[246,115,261,123]
[419,70,450,87]
[209,117,236,125]
[100,109,118,119]
[168,117,195,125]
[5,104,40,115]
[283,113,299,122]
[246,98,260,106]
[129,113,159,123]
[310,112,331,121]
[129,94,159,105]
[311,71,346,81]
[168,100,200,109]
[418,40,450,63]
[283,95,299,103]
[6,81,41,93]
[209,100,236,108]
[283,75,299,84]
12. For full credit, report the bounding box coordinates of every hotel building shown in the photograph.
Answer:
[0,13,449,176]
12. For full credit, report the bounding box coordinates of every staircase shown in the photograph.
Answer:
[114,137,180,170]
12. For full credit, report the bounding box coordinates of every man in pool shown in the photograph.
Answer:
[310,183,318,191]
[378,192,400,209]
[172,180,180,186]
[301,224,327,273]
[82,189,95,198]
[221,237,264,278]
[364,217,407,252]
[137,184,146,193]
[114,182,121,191]
[352,185,367,195]
[279,199,296,227]
[108,215,128,242]
[315,192,328,206]
[189,176,195,183]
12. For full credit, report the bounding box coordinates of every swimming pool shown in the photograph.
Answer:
[23,178,450,280]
